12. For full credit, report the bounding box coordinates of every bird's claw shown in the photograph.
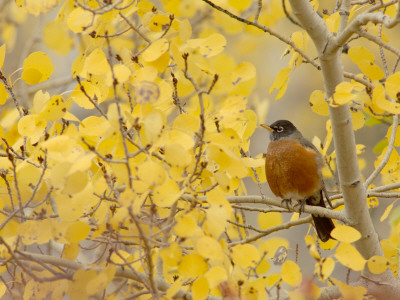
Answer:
[281,199,292,210]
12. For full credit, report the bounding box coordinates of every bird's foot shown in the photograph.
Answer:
[281,199,292,210]
[294,200,306,216]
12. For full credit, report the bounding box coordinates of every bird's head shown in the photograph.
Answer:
[261,120,302,141]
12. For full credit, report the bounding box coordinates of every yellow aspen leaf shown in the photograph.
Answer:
[195,236,224,260]
[105,64,131,86]
[256,258,270,274]
[348,46,375,64]
[206,204,228,238]
[143,110,164,143]
[166,278,183,298]
[204,266,227,289]
[305,235,320,260]
[84,48,110,76]
[386,72,400,99]
[367,255,389,274]
[71,81,104,109]
[331,278,367,300]
[231,244,260,268]
[137,159,166,186]
[174,214,198,237]
[110,250,134,264]
[228,0,252,11]
[259,237,289,259]
[142,39,169,62]
[281,260,302,287]
[0,44,5,69]
[192,276,209,300]
[164,143,192,167]
[67,7,94,33]
[351,110,365,131]
[188,33,226,58]
[134,80,160,104]
[179,19,192,43]
[380,202,395,222]
[331,225,361,243]
[324,11,340,32]
[148,14,170,32]
[335,242,366,271]
[79,116,110,137]
[316,257,335,280]
[71,52,86,78]
[0,282,6,298]
[257,211,282,230]
[63,171,89,195]
[231,62,256,85]
[0,83,9,105]
[65,221,91,243]
[173,113,199,132]
[43,21,74,55]
[331,81,354,106]
[17,114,46,143]
[386,124,400,147]
[62,243,80,260]
[16,0,60,16]
[21,51,54,85]
[152,179,182,207]
[68,269,96,299]
[269,67,290,100]
[178,254,208,277]
[38,95,66,121]
[309,89,329,116]
[160,242,182,266]
[357,61,384,80]
[374,147,399,174]
[55,194,84,221]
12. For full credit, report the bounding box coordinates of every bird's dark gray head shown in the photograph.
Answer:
[261,120,302,141]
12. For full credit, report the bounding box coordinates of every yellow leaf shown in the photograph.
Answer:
[63,171,89,195]
[38,94,66,121]
[173,113,200,132]
[269,67,290,100]
[21,52,54,85]
[358,61,384,80]
[324,11,340,32]
[305,235,320,260]
[65,221,91,243]
[231,244,260,268]
[204,266,227,289]
[367,255,389,274]
[17,114,46,143]
[386,72,400,99]
[137,159,166,186]
[317,257,335,280]
[142,39,169,62]
[259,237,289,260]
[178,254,208,277]
[0,83,9,105]
[380,202,394,222]
[84,48,110,76]
[79,116,110,137]
[107,64,131,86]
[258,212,282,229]
[152,179,182,207]
[160,242,182,266]
[143,110,164,143]
[192,276,209,300]
[174,214,198,237]
[43,21,74,55]
[386,124,400,147]
[67,7,94,33]
[195,236,224,260]
[281,260,302,287]
[228,0,252,11]
[63,243,80,260]
[0,44,5,69]
[164,143,192,167]
[231,62,256,85]
[330,225,361,243]
[0,282,6,298]
[179,19,192,43]
[335,242,366,271]
[351,110,365,131]
[166,278,183,298]
[205,204,227,238]
[134,80,160,104]
[17,0,60,16]
[188,33,226,58]
[309,89,329,116]
[331,81,354,106]
[331,278,367,300]
[348,46,375,64]
[148,14,170,32]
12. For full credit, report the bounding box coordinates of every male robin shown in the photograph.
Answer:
[261,120,335,242]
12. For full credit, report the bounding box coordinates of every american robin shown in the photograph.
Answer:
[261,120,335,242]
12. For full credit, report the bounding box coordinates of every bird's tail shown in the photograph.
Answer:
[306,190,335,242]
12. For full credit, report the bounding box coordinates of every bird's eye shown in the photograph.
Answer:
[276,126,284,132]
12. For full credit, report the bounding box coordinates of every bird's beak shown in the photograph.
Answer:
[260,124,273,131]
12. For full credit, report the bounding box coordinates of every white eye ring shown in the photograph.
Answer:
[276,126,284,132]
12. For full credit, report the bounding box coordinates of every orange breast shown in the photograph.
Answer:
[265,139,322,199]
